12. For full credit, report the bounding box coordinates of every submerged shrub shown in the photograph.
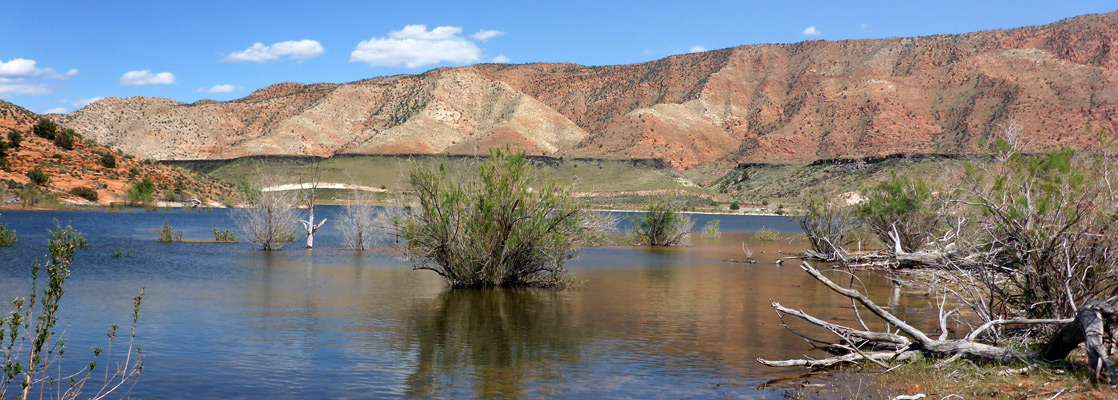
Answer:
[400,149,609,288]
[703,219,721,239]
[0,213,15,246]
[794,193,856,257]
[157,221,182,242]
[755,226,779,242]
[630,196,694,246]
[213,226,237,242]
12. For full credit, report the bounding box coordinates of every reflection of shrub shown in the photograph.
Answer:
[69,186,99,202]
[630,196,693,246]
[157,221,182,242]
[401,149,606,288]
[755,226,779,241]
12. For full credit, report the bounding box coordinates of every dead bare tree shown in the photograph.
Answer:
[233,164,298,250]
[759,262,1117,383]
[299,158,327,249]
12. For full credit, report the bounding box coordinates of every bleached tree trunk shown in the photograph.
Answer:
[300,158,327,249]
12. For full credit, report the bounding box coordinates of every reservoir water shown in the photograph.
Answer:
[0,208,932,399]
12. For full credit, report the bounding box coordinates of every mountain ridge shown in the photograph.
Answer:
[48,10,1118,169]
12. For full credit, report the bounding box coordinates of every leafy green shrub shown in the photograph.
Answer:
[68,186,99,202]
[857,172,937,252]
[957,147,1118,319]
[32,117,57,140]
[400,149,608,288]
[703,219,721,239]
[755,226,780,241]
[157,221,182,242]
[729,202,740,211]
[99,152,117,168]
[630,196,694,246]
[27,167,48,186]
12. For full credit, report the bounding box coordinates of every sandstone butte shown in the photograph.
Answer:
[31,11,1118,170]
[0,100,232,204]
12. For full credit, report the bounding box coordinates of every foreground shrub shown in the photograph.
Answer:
[958,147,1118,319]
[794,193,856,257]
[630,196,694,246]
[0,222,144,399]
[401,149,608,288]
[857,172,937,252]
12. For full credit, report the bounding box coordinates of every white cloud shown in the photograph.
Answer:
[44,107,67,114]
[860,23,870,32]
[197,84,240,93]
[0,77,53,97]
[0,58,78,80]
[351,25,482,68]
[470,29,505,41]
[70,97,104,108]
[491,55,510,63]
[119,70,177,86]
[224,40,325,63]
[642,49,653,56]
[689,45,707,53]
[802,26,822,36]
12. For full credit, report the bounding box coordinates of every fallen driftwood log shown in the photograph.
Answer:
[758,262,1118,383]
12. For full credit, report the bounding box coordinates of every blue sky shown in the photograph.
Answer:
[2,1,1115,114]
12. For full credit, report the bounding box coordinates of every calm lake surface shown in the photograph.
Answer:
[0,208,935,399]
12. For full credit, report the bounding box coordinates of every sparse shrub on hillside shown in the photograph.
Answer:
[99,152,117,168]
[630,196,694,247]
[53,128,76,150]
[6,129,20,148]
[27,167,48,186]
[68,186,98,202]
[400,149,609,288]
[33,117,57,140]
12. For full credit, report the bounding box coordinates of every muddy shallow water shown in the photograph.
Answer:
[0,208,935,398]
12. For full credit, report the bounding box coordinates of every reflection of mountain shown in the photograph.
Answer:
[403,288,588,398]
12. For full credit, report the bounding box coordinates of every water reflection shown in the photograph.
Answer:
[404,288,586,398]
[0,210,938,399]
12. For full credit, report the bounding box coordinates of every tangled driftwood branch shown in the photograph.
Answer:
[758,262,1118,383]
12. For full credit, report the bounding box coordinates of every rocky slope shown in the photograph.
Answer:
[0,100,233,205]
[53,11,1118,169]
